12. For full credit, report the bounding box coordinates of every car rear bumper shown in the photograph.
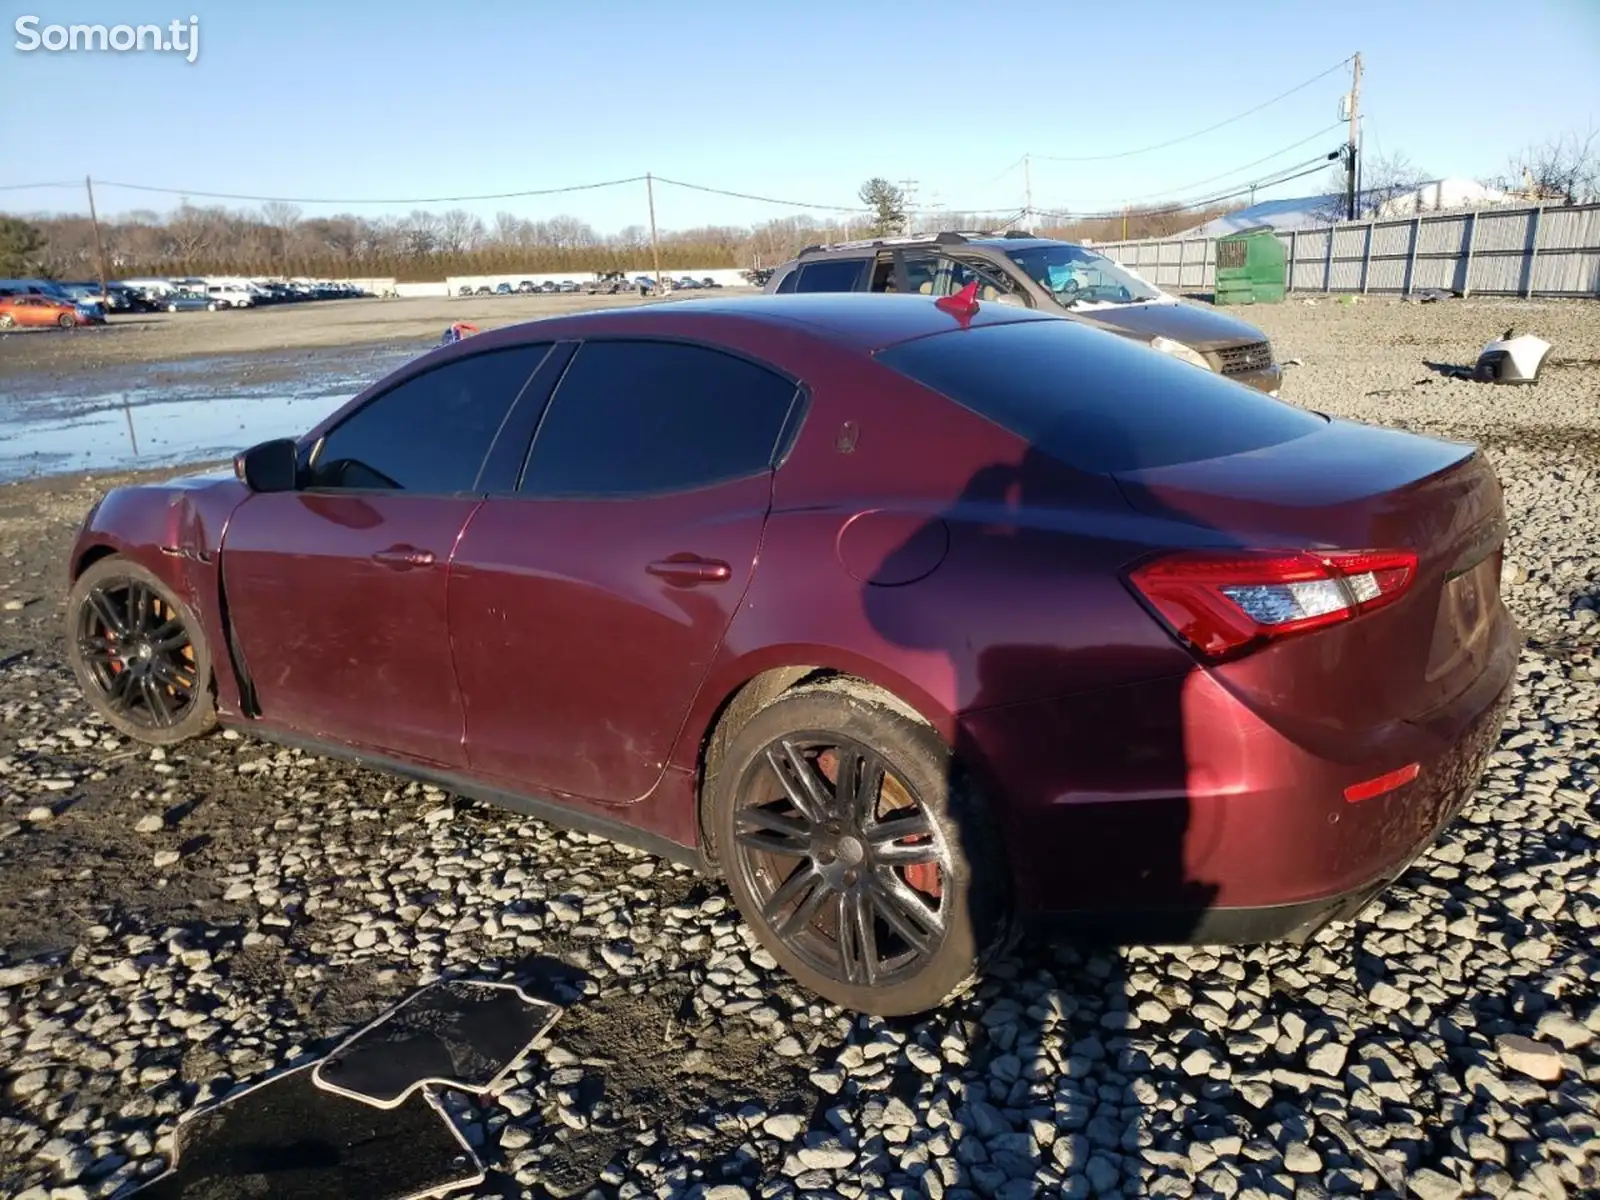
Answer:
[958,617,1518,944]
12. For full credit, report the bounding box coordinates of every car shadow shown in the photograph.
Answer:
[861,441,1226,1195]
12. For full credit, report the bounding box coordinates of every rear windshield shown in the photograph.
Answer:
[874,319,1323,473]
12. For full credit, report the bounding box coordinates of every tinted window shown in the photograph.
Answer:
[876,320,1321,473]
[307,345,548,492]
[520,340,797,497]
[901,253,942,296]
[948,258,1021,302]
[795,259,867,293]
[774,268,799,294]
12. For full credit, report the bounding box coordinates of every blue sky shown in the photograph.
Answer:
[4,0,1597,233]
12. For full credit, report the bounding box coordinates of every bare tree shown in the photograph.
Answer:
[436,209,486,253]
[1507,126,1600,204]
[1310,149,1431,223]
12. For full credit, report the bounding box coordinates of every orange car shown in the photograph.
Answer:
[0,294,102,329]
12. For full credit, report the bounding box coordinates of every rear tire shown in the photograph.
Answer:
[66,556,217,745]
[0,314,14,329]
[710,682,1011,1016]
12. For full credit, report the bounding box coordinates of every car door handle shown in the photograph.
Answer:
[372,545,436,570]
[647,555,732,586]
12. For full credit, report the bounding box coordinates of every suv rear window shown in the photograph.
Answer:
[793,259,868,293]
[875,320,1322,473]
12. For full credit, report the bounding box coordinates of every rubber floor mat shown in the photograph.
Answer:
[312,979,561,1108]
[129,1062,483,1200]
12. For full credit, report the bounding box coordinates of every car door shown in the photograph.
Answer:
[220,343,552,766]
[449,337,804,804]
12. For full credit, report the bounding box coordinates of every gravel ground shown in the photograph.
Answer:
[1,297,1598,1200]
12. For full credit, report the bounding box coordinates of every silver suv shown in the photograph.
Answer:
[765,232,1282,395]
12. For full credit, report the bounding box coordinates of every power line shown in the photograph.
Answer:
[79,176,649,205]
[1035,159,1336,223]
[652,175,868,213]
[0,181,77,192]
[1070,125,1345,207]
[1029,56,1353,163]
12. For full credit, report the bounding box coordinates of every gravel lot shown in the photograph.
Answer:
[1,296,1597,1200]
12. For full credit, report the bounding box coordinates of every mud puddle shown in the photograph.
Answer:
[0,342,424,483]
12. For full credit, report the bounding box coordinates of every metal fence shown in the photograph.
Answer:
[1090,202,1600,299]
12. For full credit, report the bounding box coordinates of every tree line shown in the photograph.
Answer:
[0,196,1227,281]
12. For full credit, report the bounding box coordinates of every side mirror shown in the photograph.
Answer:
[233,438,299,493]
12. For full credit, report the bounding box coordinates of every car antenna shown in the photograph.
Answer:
[934,281,981,321]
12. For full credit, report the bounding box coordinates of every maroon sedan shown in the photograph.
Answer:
[65,293,1518,1015]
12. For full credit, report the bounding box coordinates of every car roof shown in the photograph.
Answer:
[466,293,1062,355]
[789,232,1084,261]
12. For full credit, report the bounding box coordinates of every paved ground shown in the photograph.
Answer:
[0,296,1597,1199]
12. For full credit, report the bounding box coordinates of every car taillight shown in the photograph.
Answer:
[1127,549,1417,660]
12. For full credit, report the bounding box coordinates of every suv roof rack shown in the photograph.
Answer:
[793,228,1045,257]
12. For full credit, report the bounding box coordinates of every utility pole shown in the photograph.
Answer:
[897,178,917,233]
[1345,52,1362,221]
[1023,154,1033,232]
[645,173,663,292]
[85,176,111,303]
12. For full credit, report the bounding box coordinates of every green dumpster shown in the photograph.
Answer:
[1213,226,1286,305]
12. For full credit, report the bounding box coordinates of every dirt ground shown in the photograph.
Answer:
[0,291,754,378]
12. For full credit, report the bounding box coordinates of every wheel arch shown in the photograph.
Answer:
[72,541,122,582]
[687,655,951,868]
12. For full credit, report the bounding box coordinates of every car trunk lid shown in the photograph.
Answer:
[1114,418,1511,750]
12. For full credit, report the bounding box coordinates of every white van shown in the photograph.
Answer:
[205,283,256,309]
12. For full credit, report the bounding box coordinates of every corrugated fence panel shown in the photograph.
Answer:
[1471,254,1526,295]
[1370,221,1414,257]
[1365,256,1408,292]
[1417,216,1470,255]
[1538,206,1600,250]
[1070,204,1598,297]
[1533,251,1600,296]
[1474,210,1536,252]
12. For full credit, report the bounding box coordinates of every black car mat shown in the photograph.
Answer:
[129,1062,484,1200]
[312,979,561,1109]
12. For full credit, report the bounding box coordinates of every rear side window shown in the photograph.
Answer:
[794,259,868,293]
[876,320,1321,472]
[307,344,549,492]
[520,340,798,497]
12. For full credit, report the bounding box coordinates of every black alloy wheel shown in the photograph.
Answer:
[730,732,951,990]
[67,556,217,744]
[711,683,1010,1015]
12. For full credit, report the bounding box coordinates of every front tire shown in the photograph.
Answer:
[58,313,76,328]
[66,557,216,745]
[710,683,1010,1016]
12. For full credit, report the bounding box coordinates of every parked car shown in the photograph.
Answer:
[559,280,580,293]
[517,281,537,294]
[766,232,1283,395]
[495,282,514,295]
[206,284,256,309]
[701,277,721,289]
[63,292,1516,1015]
[165,290,219,312]
[0,294,100,328]
[475,286,493,296]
